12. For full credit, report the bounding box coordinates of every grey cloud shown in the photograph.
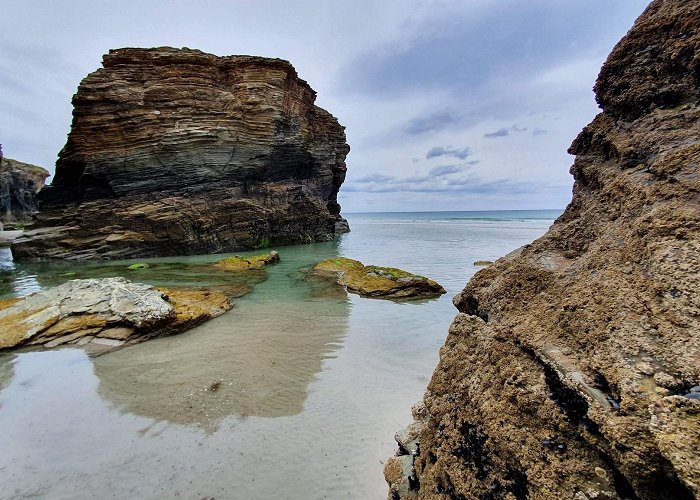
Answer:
[403,110,461,135]
[533,128,548,136]
[425,146,471,160]
[484,128,509,138]
[511,124,527,132]
[352,174,394,183]
[341,1,648,99]
[466,160,480,165]
[429,165,463,177]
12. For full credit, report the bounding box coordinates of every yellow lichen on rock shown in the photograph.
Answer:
[215,251,280,271]
[313,258,445,300]
[155,288,231,336]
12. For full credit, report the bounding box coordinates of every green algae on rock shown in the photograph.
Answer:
[313,257,445,300]
[215,251,280,271]
[473,260,494,267]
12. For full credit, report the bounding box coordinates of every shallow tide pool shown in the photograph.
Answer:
[0,211,559,499]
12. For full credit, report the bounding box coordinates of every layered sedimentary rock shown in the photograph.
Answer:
[12,47,349,261]
[0,157,49,226]
[387,1,700,499]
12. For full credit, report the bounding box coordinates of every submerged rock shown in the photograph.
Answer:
[214,250,280,271]
[314,257,445,299]
[387,2,700,499]
[0,277,230,350]
[12,47,350,261]
[0,157,49,225]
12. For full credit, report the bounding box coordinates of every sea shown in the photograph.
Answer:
[0,209,561,499]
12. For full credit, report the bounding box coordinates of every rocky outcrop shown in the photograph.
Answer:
[0,157,49,226]
[387,2,700,499]
[0,277,230,350]
[12,47,349,261]
[314,257,446,299]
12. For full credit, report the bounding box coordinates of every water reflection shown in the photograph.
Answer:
[93,274,350,429]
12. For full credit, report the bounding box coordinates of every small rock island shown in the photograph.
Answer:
[12,47,350,261]
[314,257,446,300]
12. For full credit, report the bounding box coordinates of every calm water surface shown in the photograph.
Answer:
[0,210,560,499]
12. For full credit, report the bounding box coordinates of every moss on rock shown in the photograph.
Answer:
[313,258,445,300]
[215,251,280,271]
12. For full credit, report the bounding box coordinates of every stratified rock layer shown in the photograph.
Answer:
[12,47,349,261]
[0,157,49,225]
[388,1,700,499]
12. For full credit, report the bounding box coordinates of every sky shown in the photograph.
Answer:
[1,0,650,212]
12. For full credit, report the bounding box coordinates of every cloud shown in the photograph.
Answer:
[425,146,471,160]
[429,165,463,177]
[484,127,510,138]
[533,128,548,136]
[403,110,461,135]
[352,174,394,183]
[466,160,480,165]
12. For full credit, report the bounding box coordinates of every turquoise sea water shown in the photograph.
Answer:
[0,209,561,499]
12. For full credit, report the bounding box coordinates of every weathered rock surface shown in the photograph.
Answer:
[214,250,280,270]
[0,157,49,226]
[0,277,230,350]
[12,47,349,261]
[387,2,700,499]
[314,257,446,299]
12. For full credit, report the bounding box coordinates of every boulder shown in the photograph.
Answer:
[12,47,350,261]
[0,157,49,225]
[313,257,445,299]
[0,277,230,350]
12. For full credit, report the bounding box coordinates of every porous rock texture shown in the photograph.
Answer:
[12,47,349,261]
[387,2,700,499]
[0,277,230,350]
[0,157,49,225]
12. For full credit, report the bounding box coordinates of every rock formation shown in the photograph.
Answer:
[214,250,280,270]
[314,257,446,299]
[12,47,349,261]
[0,277,230,351]
[387,1,700,499]
[0,157,49,226]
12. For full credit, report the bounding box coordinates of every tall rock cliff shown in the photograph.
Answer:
[12,48,349,261]
[386,1,700,499]
[0,157,49,226]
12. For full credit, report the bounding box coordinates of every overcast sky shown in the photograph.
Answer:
[1,0,649,212]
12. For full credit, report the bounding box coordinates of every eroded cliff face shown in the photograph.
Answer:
[387,1,700,499]
[0,158,49,226]
[12,47,349,260]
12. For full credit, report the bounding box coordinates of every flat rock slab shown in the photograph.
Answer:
[0,277,230,350]
[313,257,445,300]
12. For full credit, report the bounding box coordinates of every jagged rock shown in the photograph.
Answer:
[0,277,230,350]
[214,250,280,270]
[314,257,446,299]
[388,2,700,499]
[0,157,49,225]
[12,47,349,261]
